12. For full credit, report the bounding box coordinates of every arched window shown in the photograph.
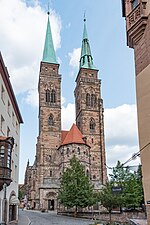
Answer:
[91,94,96,107]
[93,175,96,179]
[50,89,56,103]
[48,114,54,126]
[50,170,52,177]
[67,147,69,156]
[90,118,95,133]
[86,93,90,107]
[77,147,80,155]
[86,169,89,177]
[46,89,50,102]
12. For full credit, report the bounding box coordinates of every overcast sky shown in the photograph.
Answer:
[0,0,140,183]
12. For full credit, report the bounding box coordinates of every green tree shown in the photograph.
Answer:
[58,156,95,216]
[98,181,123,224]
[110,161,144,210]
[18,189,23,200]
[124,172,143,209]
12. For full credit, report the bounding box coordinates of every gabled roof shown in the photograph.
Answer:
[61,130,68,144]
[62,124,85,145]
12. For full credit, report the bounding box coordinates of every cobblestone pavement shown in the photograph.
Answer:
[18,210,95,225]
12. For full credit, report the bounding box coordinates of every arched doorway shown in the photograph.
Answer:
[48,199,54,210]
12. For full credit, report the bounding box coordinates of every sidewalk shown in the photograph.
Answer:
[8,211,31,225]
[130,219,147,225]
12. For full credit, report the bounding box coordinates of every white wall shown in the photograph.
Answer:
[0,73,21,222]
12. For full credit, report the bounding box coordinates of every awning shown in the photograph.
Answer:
[9,196,20,205]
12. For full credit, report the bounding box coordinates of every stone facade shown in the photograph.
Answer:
[122,0,150,224]
[24,16,107,211]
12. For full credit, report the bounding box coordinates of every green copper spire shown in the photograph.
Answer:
[80,17,96,70]
[42,13,57,64]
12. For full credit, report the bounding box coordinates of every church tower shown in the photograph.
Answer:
[74,17,107,186]
[122,0,150,223]
[35,13,61,210]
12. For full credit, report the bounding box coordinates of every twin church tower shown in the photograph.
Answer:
[24,13,107,210]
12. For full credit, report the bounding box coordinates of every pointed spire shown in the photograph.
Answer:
[79,16,96,70]
[42,13,57,64]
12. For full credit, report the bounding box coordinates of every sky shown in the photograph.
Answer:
[0,0,140,183]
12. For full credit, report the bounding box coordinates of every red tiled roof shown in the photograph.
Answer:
[62,124,84,145]
[61,130,68,143]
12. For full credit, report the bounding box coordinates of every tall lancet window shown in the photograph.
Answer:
[50,89,56,103]
[91,94,96,107]
[46,89,50,102]
[132,0,138,9]
[90,118,95,133]
[86,93,90,107]
[48,114,54,126]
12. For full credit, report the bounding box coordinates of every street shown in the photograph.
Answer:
[19,209,94,225]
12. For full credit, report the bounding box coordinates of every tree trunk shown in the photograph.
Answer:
[109,210,112,224]
[74,206,77,217]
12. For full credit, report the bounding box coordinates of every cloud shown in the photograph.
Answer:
[61,103,75,130]
[104,104,138,147]
[25,88,38,107]
[0,0,61,97]
[68,48,81,68]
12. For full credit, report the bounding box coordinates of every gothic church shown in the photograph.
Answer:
[24,13,107,210]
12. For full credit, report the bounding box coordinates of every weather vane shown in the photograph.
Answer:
[47,0,52,15]
[84,10,86,22]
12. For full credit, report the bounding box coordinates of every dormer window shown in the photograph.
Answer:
[131,0,138,9]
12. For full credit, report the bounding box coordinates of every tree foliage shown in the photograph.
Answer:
[58,156,95,213]
[109,161,144,209]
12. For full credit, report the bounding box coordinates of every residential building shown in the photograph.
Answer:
[0,52,23,223]
[24,14,107,211]
[122,0,150,223]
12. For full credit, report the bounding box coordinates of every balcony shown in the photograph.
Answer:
[127,2,148,47]
[0,137,14,190]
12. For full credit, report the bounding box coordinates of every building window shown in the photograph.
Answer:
[67,147,70,156]
[46,89,50,102]
[16,122,19,134]
[86,93,90,107]
[91,94,96,107]
[90,118,95,133]
[12,112,15,126]
[1,115,5,134]
[93,175,96,179]
[7,127,10,137]
[1,85,5,103]
[50,89,56,103]
[0,145,5,166]
[50,170,52,177]
[132,0,138,9]
[8,101,11,116]
[77,147,80,155]
[48,114,54,126]
[49,155,52,162]
[86,169,89,177]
